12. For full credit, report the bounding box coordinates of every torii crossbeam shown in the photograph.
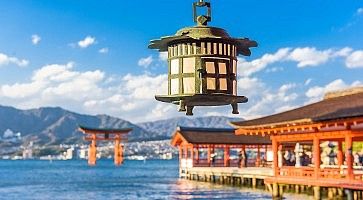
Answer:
[78,126,132,166]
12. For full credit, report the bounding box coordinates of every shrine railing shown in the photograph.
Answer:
[278,166,363,181]
[278,166,314,178]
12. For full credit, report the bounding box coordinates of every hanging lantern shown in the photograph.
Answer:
[149,0,257,115]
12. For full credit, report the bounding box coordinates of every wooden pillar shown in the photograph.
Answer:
[178,145,182,161]
[345,134,353,180]
[114,137,121,166]
[272,138,279,176]
[313,186,321,200]
[224,145,230,167]
[272,183,280,198]
[195,146,199,165]
[88,134,97,166]
[313,136,320,179]
[256,145,261,167]
[207,145,211,167]
[119,143,123,164]
[184,145,188,159]
[190,145,194,167]
[295,143,301,167]
[337,140,343,167]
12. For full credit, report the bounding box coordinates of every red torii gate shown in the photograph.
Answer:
[78,126,132,166]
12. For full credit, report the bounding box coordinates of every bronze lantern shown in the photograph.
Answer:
[149,0,257,115]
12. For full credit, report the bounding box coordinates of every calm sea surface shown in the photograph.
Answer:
[0,160,310,200]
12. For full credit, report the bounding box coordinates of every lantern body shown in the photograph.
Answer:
[149,1,257,115]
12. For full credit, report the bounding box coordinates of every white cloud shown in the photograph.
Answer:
[238,77,265,97]
[0,62,176,122]
[238,48,290,77]
[305,79,362,103]
[158,52,168,61]
[137,56,153,68]
[357,8,363,15]
[31,34,41,45]
[98,48,109,54]
[0,53,29,67]
[346,50,363,68]
[237,47,356,76]
[78,36,96,48]
[265,66,283,73]
[288,47,333,67]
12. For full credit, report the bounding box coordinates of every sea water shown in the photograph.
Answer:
[0,160,311,200]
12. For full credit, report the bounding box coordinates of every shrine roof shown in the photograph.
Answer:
[231,88,363,128]
[171,126,271,146]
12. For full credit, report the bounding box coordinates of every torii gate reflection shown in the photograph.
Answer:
[78,126,132,166]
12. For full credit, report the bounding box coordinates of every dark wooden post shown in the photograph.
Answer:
[337,140,343,167]
[256,145,261,167]
[190,145,194,167]
[207,145,211,167]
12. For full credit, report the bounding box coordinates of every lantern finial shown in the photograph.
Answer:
[193,0,211,26]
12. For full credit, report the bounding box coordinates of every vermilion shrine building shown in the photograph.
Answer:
[231,88,363,197]
[171,126,271,176]
[171,88,363,199]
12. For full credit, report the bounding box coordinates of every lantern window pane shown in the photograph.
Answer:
[187,43,192,55]
[207,78,216,90]
[183,77,195,94]
[233,60,237,74]
[235,46,237,57]
[174,45,178,57]
[170,78,179,95]
[170,59,179,74]
[178,44,183,56]
[213,43,218,54]
[219,78,227,90]
[207,42,212,54]
[224,44,227,56]
[168,47,172,57]
[233,80,237,95]
[219,43,223,55]
[218,62,227,74]
[182,44,186,55]
[206,62,215,74]
[231,45,235,57]
[201,42,206,54]
[192,43,197,54]
[227,44,231,56]
[183,58,195,73]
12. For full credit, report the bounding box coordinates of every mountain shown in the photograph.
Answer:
[0,105,149,144]
[0,105,243,146]
[137,116,242,140]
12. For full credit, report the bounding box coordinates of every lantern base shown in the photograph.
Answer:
[155,94,248,115]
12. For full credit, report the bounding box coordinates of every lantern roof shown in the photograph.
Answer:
[149,26,257,56]
[148,0,257,56]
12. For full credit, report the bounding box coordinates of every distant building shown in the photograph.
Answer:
[77,148,87,159]
[65,148,75,160]
[22,149,33,159]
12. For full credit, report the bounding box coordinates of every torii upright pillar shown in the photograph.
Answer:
[79,126,132,166]
[88,134,97,165]
[114,135,124,166]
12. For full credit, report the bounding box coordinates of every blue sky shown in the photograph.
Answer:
[0,0,362,122]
